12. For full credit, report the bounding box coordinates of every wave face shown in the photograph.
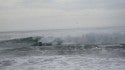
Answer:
[0,26,125,44]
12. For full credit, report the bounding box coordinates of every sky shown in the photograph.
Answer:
[0,0,125,31]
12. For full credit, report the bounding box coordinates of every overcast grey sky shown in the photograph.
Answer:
[0,0,125,31]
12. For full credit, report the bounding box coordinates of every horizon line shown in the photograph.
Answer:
[0,25,125,33]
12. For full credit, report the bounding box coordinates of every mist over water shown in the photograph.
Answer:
[0,26,125,41]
